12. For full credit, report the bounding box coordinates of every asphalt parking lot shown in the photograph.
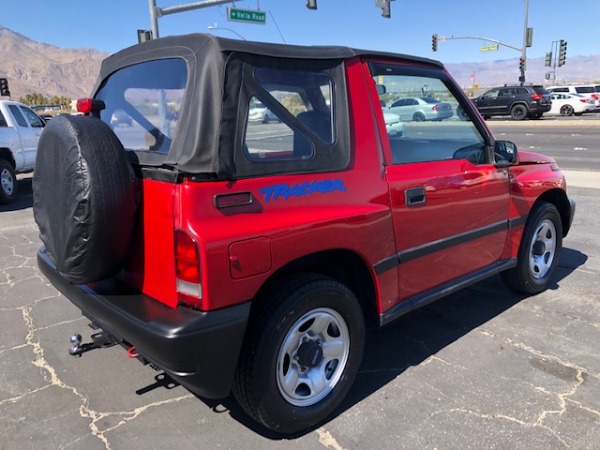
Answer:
[1,167,599,449]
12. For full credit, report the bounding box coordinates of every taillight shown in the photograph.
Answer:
[580,99,589,103]
[431,104,439,111]
[76,98,106,114]
[592,93,599,101]
[531,93,543,100]
[174,229,202,308]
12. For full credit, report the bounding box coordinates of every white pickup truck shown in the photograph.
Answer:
[0,100,45,203]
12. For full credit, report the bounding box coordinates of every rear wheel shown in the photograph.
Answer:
[233,273,365,434]
[413,112,426,122]
[0,159,18,204]
[560,105,574,116]
[502,203,562,294]
[510,104,528,120]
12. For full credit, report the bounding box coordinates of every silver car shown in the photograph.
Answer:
[248,102,279,123]
[388,96,453,122]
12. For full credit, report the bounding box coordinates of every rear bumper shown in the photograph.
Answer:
[37,248,250,399]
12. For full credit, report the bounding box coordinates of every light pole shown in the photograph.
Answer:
[207,23,247,40]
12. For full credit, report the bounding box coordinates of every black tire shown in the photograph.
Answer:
[0,159,18,204]
[233,273,365,434]
[33,115,138,284]
[560,105,574,116]
[502,203,562,294]
[510,104,528,121]
[413,112,426,122]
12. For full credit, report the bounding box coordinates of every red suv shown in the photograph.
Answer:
[33,34,575,434]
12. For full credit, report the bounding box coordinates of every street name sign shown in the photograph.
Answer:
[227,7,266,24]
[480,44,499,53]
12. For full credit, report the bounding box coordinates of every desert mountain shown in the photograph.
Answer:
[1,24,599,102]
[0,26,108,101]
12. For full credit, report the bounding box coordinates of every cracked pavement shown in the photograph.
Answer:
[1,176,598,450]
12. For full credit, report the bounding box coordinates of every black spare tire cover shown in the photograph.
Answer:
[33,115,138,284]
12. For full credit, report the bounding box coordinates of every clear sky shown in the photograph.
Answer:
[2,0,598,64]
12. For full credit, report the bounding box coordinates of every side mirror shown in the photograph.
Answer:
[376,84,386,95]
[494,140,518,165]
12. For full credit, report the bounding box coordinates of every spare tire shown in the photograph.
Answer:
[33,115,138,284]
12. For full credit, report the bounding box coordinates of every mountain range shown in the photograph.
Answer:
[1,25,599,101]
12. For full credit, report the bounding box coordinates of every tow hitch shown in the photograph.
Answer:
[69,327,117,357]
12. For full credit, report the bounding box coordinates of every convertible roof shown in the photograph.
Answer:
[98,33,443,80]
[93,33,444,176]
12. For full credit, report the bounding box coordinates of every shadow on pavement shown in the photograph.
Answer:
[0,175,33,212]
[133,247,588,439]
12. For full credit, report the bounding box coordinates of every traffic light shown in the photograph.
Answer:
[378,0,391,18]
[0,78,9,97]
[306,0,317,10]
[519,57,526,72]
[432,34,438,52]
[558,40,567,67]
[545,52,552,67]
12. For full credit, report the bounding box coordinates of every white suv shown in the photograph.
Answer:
[547,85,599,107]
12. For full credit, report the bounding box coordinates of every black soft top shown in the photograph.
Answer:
[93,33,444,176]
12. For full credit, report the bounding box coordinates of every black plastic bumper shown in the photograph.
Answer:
[37,248,250,399]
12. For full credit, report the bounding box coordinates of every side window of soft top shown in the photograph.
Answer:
[230,58,350,177]
[243,67,334,163]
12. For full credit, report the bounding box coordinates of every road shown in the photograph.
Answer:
[487,114,600,172]
[1,120,599,449]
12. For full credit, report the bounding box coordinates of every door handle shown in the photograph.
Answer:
[405,187,426,206]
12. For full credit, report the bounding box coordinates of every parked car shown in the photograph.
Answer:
[248,102,279,123]
[33,33,575,435]
[110,109,133,127]
[387,96,453,121]
[548,93,596,116]
[547,85,599,105]
[0,100,45,203]
[382,111,404,136]
[473,85,552,120]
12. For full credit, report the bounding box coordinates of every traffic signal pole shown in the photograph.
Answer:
[434,0,531,85]
[147,0,239,39]
[520,0,529,85]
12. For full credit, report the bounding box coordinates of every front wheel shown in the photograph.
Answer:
[502,203,562,294]
[233,273,365,434]
[0,159,18,204]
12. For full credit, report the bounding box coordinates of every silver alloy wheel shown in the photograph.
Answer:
[276,307,350,407]
[1,167,14,196]
[528,218,557,280]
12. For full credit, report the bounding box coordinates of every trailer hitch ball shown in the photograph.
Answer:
[69,334,82,355]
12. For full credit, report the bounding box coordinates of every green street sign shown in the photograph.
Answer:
[480,44,499,53]
[227,7,266,25]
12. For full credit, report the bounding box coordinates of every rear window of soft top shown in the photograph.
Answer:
[95,58,187,157]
